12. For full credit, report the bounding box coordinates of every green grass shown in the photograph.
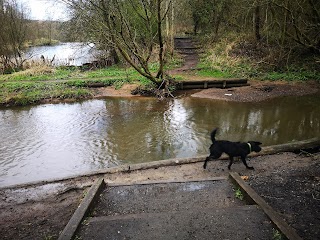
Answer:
[0,66,134,82]
[85,66,139,78]
[196,51,250,78]
[197,52,320,81]
[235,188,244,201]
[0,63,158,106]
[262,70,320,81]
[197,67,233,78]
[0,82,92,106]
[165,55,184,70]
[272,229,284,240]
[197,34,320,82]
[0,64,166,83]
[0,66,82,82]
[0,76,136,99]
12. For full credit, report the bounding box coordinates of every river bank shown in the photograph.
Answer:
[0,80,319,108]
[1,41,319,107]
[191,80,319,102]
[94,79,320,102]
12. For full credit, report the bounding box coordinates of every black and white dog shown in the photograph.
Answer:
[203,128,262,170]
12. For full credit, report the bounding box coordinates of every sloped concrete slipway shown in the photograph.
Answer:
[73,178,274,240]
[59,175,303,240]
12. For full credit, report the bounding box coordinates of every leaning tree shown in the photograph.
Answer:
[62,0,174,89]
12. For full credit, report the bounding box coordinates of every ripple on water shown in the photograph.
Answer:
[0,95,319,187]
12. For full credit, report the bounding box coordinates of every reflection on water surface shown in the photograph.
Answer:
[0,94,319,186]
[25,42,97,66]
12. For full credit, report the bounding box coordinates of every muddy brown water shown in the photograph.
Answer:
[0,94,319,187]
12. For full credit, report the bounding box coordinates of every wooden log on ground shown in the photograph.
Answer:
[258,137,320,156]
[179,79,247,84]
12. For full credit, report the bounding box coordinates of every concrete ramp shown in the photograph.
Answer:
[93,180,240,215]
[80,205,272,240]
[75,179,274,240]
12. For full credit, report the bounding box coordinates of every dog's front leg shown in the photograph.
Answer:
[203,157,210,169]
[241,156,254,170]
[228,156,234,170]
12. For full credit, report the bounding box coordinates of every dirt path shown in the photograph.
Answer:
[168,37,199,74]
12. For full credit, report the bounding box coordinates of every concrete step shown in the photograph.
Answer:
[77,205,273,240]
[59,175,304,240]
[92,180,242,217]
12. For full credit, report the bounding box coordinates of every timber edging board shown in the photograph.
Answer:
[84,79,249,89]
[176,79,249,90]
[229,172,303,240]
[58,177,105,240]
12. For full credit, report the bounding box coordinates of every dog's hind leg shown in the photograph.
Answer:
[203,157,211,169]
[227,156,234,170]
[203,159,207,169]
[241,156,254,170]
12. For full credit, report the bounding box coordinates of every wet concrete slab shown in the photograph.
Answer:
[76,180,275,239]
[93,180,241,216]
[78,205,273,240]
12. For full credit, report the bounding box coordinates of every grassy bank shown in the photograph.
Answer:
[0,82,92,106]
[0,58,183,107]
[195,34,320,82]
[28,38,60,47]
[0,66,142,107]
[0,65,143,82]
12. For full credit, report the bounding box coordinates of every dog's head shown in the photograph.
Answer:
[249,141,262,152]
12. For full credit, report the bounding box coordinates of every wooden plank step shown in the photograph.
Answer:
[58,177,105,240]
[229,172,303,240]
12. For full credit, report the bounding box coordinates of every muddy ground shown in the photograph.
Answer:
[191,80,319,102]
[0,151,319,240]
[92,80,319,102]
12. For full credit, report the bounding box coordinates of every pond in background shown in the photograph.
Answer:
[25,42,98,66]
[0,94,319,187]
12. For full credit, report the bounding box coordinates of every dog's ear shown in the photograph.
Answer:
[255,141,262,145]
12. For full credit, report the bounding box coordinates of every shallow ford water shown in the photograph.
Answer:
[0,94,319,187]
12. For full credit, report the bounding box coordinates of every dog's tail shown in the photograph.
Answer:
[210,128,218,143]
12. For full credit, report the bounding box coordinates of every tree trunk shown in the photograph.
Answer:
[254,4,261,41]
[110,48,120,65]
[156,0,164,80]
